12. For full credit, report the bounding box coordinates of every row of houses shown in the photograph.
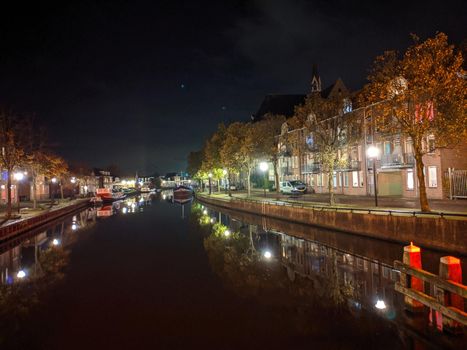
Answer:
[253,67,467,200]
[0,168,120,204]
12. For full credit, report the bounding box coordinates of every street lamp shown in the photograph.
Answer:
[208,173,213,195]
[367,145,380,207]
[259,162,269,197]
[13,172,25,213]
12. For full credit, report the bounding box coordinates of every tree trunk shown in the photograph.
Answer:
[415,151,430,212]
[32,172,37,209]
[327,170,335,205]
[59,181,64,200]
[6,170,12,218]
[217,179,220,192]
[273,158,280,194]
[247,167,251,197]
[228,173,232,197]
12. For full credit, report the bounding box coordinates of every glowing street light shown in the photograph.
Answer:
[375,299,387,310]
[71,223,78,231]
[203,209,208,215]
[51,177,57,183]
[52,238,60,246]
[13,172,24,181]
[224,229,230,237]
[366,145,380,207]
[259,162,269,197]
[70,177,77,184]
[17,270,26,279]
[263,251,272,259]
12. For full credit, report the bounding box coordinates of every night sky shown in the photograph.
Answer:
[0,0,465,175]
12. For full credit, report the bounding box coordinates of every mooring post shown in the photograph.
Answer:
[436,256,464,334]
[402,242,425,312]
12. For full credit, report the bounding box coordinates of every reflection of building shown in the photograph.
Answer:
[279,234,398,313]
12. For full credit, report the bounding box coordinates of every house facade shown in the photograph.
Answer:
[272,70,466,200]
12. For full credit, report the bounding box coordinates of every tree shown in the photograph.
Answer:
[0,110,25,218]
[44,154,68,201]
[186,150,203,177]
[254,115,286,194]
[293,93,359,205]
[220,122,260,196]
[361,33,467,211]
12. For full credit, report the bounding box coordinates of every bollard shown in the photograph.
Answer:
[402,242,424,312]
[436,256,464,334]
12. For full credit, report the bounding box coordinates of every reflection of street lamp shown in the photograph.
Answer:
[208,173,213,195]
[13,172,25,213]
[367,146,380,207]
[259,162,269,197]
[375,299,387,310]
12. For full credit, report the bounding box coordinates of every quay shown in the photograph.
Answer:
[196,193,467,255]
[0,199,90,241]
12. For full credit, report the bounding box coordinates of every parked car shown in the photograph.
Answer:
[229,183,244,191]
[279,180,307,194]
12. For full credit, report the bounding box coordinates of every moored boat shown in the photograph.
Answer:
[173,185,193,198]
[96,188,126,202]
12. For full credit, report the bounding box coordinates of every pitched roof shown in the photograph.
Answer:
[252,94,306,122]
[320,78,350,99]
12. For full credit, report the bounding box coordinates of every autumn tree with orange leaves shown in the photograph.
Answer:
[361,33,467,212]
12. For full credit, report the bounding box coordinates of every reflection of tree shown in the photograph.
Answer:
[201,221,400,346]
[0,247,69,348]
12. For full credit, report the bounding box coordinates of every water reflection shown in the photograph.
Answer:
[194,202,465,350]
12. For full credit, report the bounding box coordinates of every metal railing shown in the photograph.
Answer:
[379,153,415,168]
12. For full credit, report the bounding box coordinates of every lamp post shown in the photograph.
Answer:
[208,173,212,195]
[13,172,25,214]
[259,162,269,197]
[366,146,380,207]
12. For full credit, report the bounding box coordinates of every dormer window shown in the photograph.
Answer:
[343,98,352,113]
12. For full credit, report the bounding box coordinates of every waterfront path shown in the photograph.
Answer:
[205,190,467,214]
[0,198,89,227]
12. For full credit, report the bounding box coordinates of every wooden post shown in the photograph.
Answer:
[437,256,464,334]
[402,242,424,312]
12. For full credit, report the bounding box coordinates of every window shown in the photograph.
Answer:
[310,175,314,187]
[317,174,322,187]
[427,136,435,154]
[343,173,349,187]
[333,172,337,188]
[352,171,359,187]
[407,169,414,190]
[428,166,437,188]
[384,141,392,155]
[359,171,364,187]
[405,138,413,154]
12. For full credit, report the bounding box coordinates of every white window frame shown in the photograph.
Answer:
[407,169,414,190]
[428,166,437,188]
[352,171,359,187]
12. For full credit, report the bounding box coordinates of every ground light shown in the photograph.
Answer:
[203,209,208,215]
[122,207,128,214]
[17,270,26,279]
[224,229,230,237]
[375,299,387,310]
[263,251,272,259]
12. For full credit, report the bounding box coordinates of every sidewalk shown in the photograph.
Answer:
[0,199,88,226]
[205,189,467,214]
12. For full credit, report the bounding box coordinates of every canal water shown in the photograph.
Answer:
[0,193,465,349]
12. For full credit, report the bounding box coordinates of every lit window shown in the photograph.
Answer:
[343,173,349,187]
[352,171,359,187]
[428,166,437,188]
[407,169,414,190]
[333,172,337,188]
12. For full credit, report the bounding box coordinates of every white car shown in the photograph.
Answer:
[279,181,307,194]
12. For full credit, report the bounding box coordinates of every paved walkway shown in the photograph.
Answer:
[0,199,88,226]
[203,189,467,214]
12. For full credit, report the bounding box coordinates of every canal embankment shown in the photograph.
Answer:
[0,199,90,241]
[196,193,467,255]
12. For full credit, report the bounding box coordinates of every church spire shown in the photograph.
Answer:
[311,64,321,92]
